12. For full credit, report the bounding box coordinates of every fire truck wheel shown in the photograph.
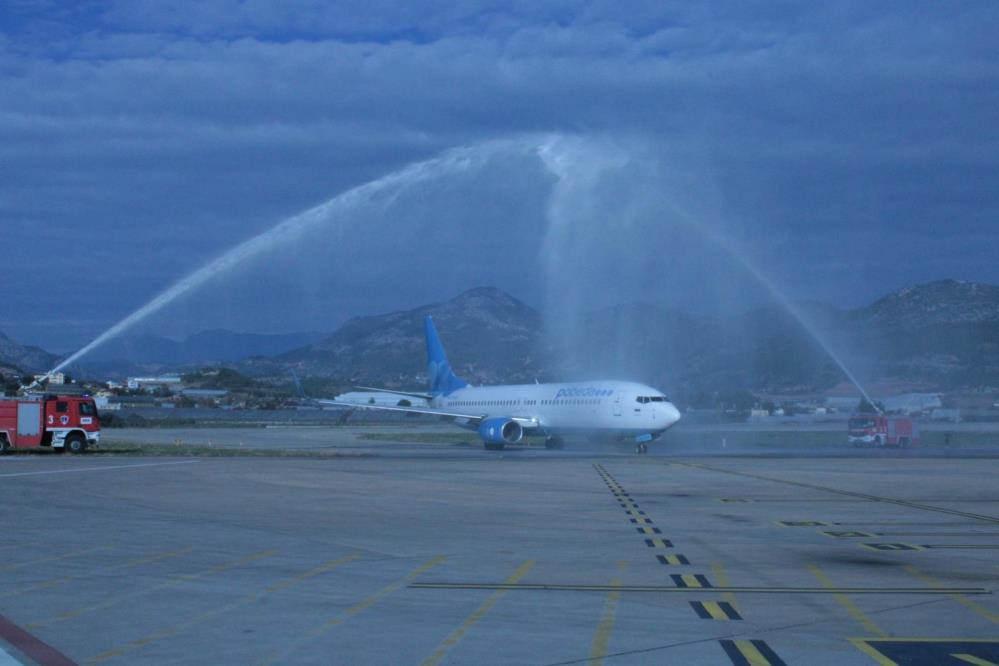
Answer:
[66,434,87,454]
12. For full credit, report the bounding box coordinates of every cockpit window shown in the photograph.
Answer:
[637,396,669,404]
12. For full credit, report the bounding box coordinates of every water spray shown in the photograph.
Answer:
[535,136,878,409]
[42,131,878,415]
[43,137,548,377]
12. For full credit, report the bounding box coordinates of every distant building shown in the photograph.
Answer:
[180,389,229,399]
[882,393,943,415]
[127,376,182,392]
[824,396,858,412]
[34,372,65,385]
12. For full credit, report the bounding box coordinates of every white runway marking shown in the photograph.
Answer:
[0,460,199,478]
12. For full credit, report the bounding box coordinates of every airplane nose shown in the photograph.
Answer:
[664,402,681,425]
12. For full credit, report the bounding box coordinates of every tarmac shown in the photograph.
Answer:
[1,427,997,665]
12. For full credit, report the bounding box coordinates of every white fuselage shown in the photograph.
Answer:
[433,380,680,439]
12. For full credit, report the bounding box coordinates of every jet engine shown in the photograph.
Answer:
[478,417,523,448]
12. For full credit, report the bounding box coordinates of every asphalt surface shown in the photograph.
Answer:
[1,430,997,665]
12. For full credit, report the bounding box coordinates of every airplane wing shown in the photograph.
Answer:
[353,386,435,401]
[316,399,539,428]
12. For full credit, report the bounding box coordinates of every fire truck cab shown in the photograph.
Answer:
[0,395,101,454]
[848,414,918,448]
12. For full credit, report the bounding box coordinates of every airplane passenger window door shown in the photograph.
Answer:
[613,394,622,417]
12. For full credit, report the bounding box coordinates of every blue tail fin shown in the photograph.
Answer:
[425,316,467,396]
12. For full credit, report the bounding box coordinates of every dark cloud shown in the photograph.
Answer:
[1,2,997,351]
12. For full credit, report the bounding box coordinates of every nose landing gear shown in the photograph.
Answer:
[635,443,649,454]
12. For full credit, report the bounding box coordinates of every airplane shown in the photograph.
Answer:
[322,316,681,453]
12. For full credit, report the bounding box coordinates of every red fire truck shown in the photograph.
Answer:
[848,414,919,448]
[0,394,101,454]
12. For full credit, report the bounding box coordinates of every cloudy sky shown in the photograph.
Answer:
[2,1,997,352]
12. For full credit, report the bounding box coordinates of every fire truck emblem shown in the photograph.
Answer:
[60,414,69,425]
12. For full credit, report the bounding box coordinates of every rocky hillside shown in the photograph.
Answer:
[854,280,999,327]
[849,280,999,388]
[256,279,999,394]
[0,330,58,373]
[250,287,546,387]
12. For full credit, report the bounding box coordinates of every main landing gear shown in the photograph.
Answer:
[544,436,564,450]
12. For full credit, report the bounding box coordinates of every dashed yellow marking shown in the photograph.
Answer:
[719,639,787,665]
[644,538,673,548]
[589,561,627,665]
[671,574,712,588]
[28,549,277,630]
[88,553,359,664]
[822,530,877,538]
[260,555,445,666]
[635,526,661,535]
[657,554,690,566]
[777,521,828,527]
[808,564,885,637]
[691,601,741,620]
[420,560,535,666]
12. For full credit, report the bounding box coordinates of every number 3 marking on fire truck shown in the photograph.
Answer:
[48,415,54,425]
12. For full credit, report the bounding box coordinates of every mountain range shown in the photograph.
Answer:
[81,329,325,368]
[3,279,998,395]
[0,331,58,378]
[0,329,323,378]
[244,279,999,394]
[242,287,545,386]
